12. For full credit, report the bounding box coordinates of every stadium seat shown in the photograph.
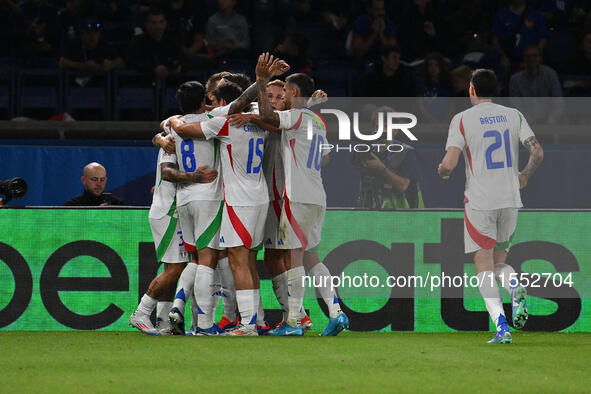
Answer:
[16,68,63,117]
[312,60,356,97]
[63,71,112,120]
[112,70,159,120]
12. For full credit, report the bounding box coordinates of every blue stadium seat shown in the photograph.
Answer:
[16,68,63,117]
[63,71,112,120]
[112,70,159,120]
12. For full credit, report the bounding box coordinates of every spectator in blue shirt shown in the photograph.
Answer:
[491,0,550,67]
[349,0,397,60]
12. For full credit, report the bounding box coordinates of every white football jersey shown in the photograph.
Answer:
[201,116,269,206]
[262,131,284,200]
[149,148,178,219]
[446,101,535,210]
[172,113,222,206]
[277,108,327,206]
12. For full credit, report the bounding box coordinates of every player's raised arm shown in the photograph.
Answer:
[256,53,289,127]
[519,136,544,189]
[169,117,206,139]
[161,162,217,184]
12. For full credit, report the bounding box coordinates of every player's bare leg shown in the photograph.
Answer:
[226,246,259,336]
[131,262,186,335]
[493,249,528,329]
[475,249,511,343]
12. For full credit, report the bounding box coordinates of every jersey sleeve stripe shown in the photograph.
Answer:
[226,204,253,249]
[464,207,496,250]
[288,113,303,130]
[284,197,308,250]
[218,119,230,136]
[459,116,474,175]
[289,138,299,167]
[227,144,235,172]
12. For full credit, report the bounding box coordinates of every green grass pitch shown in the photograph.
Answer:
[1,332,590,393]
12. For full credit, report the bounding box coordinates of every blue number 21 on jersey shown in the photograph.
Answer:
[484,129,512,169]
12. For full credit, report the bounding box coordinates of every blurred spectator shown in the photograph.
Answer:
[450,65,473,97]
[354,106,423,209]
[205,0,250,58]
[58,0,95,43]
[0,0,21,56]
[361,45,414,97]
[58,18,124,74]
[397,0,446,62]
[348,0,397,59]
[491,0,549,68]
[163,0,213,69]
[446,0,496,57]
[18,0,60,58]
[568,31,591,74]
[509,45,564,122]
[415,52,453,97]
[274,33,311,72]
[319,0,355,33]
[534,0,579,29]
[64,162,125,206]
[127,7,184,77]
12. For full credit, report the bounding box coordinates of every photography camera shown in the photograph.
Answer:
[0,177,28,205]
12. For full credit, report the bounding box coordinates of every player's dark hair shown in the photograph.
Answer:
[212,81,243,104]
[286,73,315,98]
[175,81,205,114]
[223,73,252,91]
[205,71,231,93]
[470,69,497,98]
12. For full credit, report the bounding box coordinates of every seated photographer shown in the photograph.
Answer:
[354,107,423,210]
[65,162,124,206]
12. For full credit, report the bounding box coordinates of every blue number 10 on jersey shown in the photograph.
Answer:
[484,129,512,169]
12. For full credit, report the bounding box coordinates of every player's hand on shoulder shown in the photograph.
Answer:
[161,134,175,154]
[193,165,218,183]
[228,113,254,127]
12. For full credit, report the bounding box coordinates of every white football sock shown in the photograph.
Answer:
[172,262,198,314]
[256,288,266,326]
[271,272,289,321]
[478,271,505,329]
[309,262,342,318]
[286,266,306,327]
[157,301,172,321]
[236,289,256,327]
[494,262,518,294]
[194,265,215,329]
[217,257,237,321]
[211,269,222,320]
[137,294,157,316]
